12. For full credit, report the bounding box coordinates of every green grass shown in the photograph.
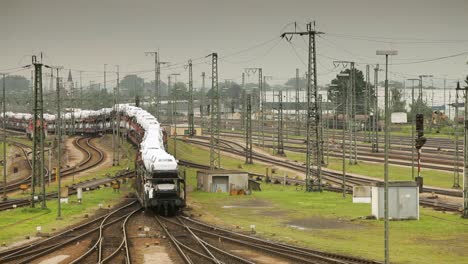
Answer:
[170,138,297,177]
[284,150,455,189]
[173,140,468,263]
[183,167,468,264]
[0,182,133,245]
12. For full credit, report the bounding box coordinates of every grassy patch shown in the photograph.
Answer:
[184,167,468,264]
[0,182,133,245]
[175,140,468,263]
[170,138,296,177]
[285,150,455,189]
[10,136,136,199]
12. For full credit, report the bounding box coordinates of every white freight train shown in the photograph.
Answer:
[1,105,185,215]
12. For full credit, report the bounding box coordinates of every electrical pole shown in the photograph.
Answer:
[201,72,206,129]
[241,72,245,130]
[407,78,419,181]
[116,65,121,166]
[262,75,272,148]
[373,65,380,153]
[145,52,159,117]
[457,78,468,218]
[1,73,6,201]
[208,53,220,169]
[187,60,195,136]
[104,64,107,100]
[454,84,460,188]
[112,69,117,166]
[245,68,263,146]
[170,73,180,156]
[79,71,83,109]
[365,65,370,142]
[55,67,63,219]
[377,49,398,264]
[334,61,357,164]
[282,22,324,192]
[295,68,301,136]
[245,94,253,164]
[168,75,172,124]
[276,90,285,156]
[336,74,349,197]
[31,56,46,208]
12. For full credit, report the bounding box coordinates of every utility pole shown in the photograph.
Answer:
[282,22,324,192]
[145,52,159,117]
[407,78,419,180]
[336,74,349,197]
[54,67,63,219]
[187,60,195,136]
[276,90,285,156]
[201,72,206,129]
[454,84,460,188]
[377,49,398,264]
[263,75,273,148]
[79,71,83,109]
[112,70,117,166]
[295,68,301,136]
[333,61,357,164]
[104,64,107,100]
[365,65,371,142]
[170,73,180,156]
[1,73,6,201]
[208,53,220,169]
[373,65,380,153]
[31,56,46,208]
[168,75,172,124]
[245,94,253,164]
[245,68,263,146]
[115,65,121,166]
[241,72,245,129]
[457,78,468,218]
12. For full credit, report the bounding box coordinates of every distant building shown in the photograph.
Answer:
[64,70,74,96]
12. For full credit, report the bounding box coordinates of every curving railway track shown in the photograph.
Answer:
[180,137,463,213]
[0,137,107,211]
[213,132,463,173]
[0,199,140,264]
[156,215,382,264]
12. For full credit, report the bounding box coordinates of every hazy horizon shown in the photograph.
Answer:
[2,0,468,89]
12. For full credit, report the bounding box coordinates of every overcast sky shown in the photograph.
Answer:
[1,0,468,88]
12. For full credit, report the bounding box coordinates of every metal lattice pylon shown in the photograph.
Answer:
[209,53,220,169]
[31,57,46,208]
[245,94,253,164]
[305,24,323,192]
[188,60,195,136]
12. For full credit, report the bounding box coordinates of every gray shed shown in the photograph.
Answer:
[197,169,249,193]
[371,181,419,220]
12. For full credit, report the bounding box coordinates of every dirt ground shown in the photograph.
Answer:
[5,143,31,182]
[128,211,183,264]
[286,217,363,230]
[63,136,112,179]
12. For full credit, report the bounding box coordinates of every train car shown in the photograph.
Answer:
[4,104,185,215]
[117,104,185,215]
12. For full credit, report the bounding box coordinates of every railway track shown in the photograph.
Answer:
[0,136,104,193]
[0,137,108,211]
[156,215,382,264]
[0,199,140,264]
[192,134,463,197]
[179,138,463,213]
[214,132,463,173]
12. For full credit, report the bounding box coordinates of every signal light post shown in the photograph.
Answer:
[415,113,427,192]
